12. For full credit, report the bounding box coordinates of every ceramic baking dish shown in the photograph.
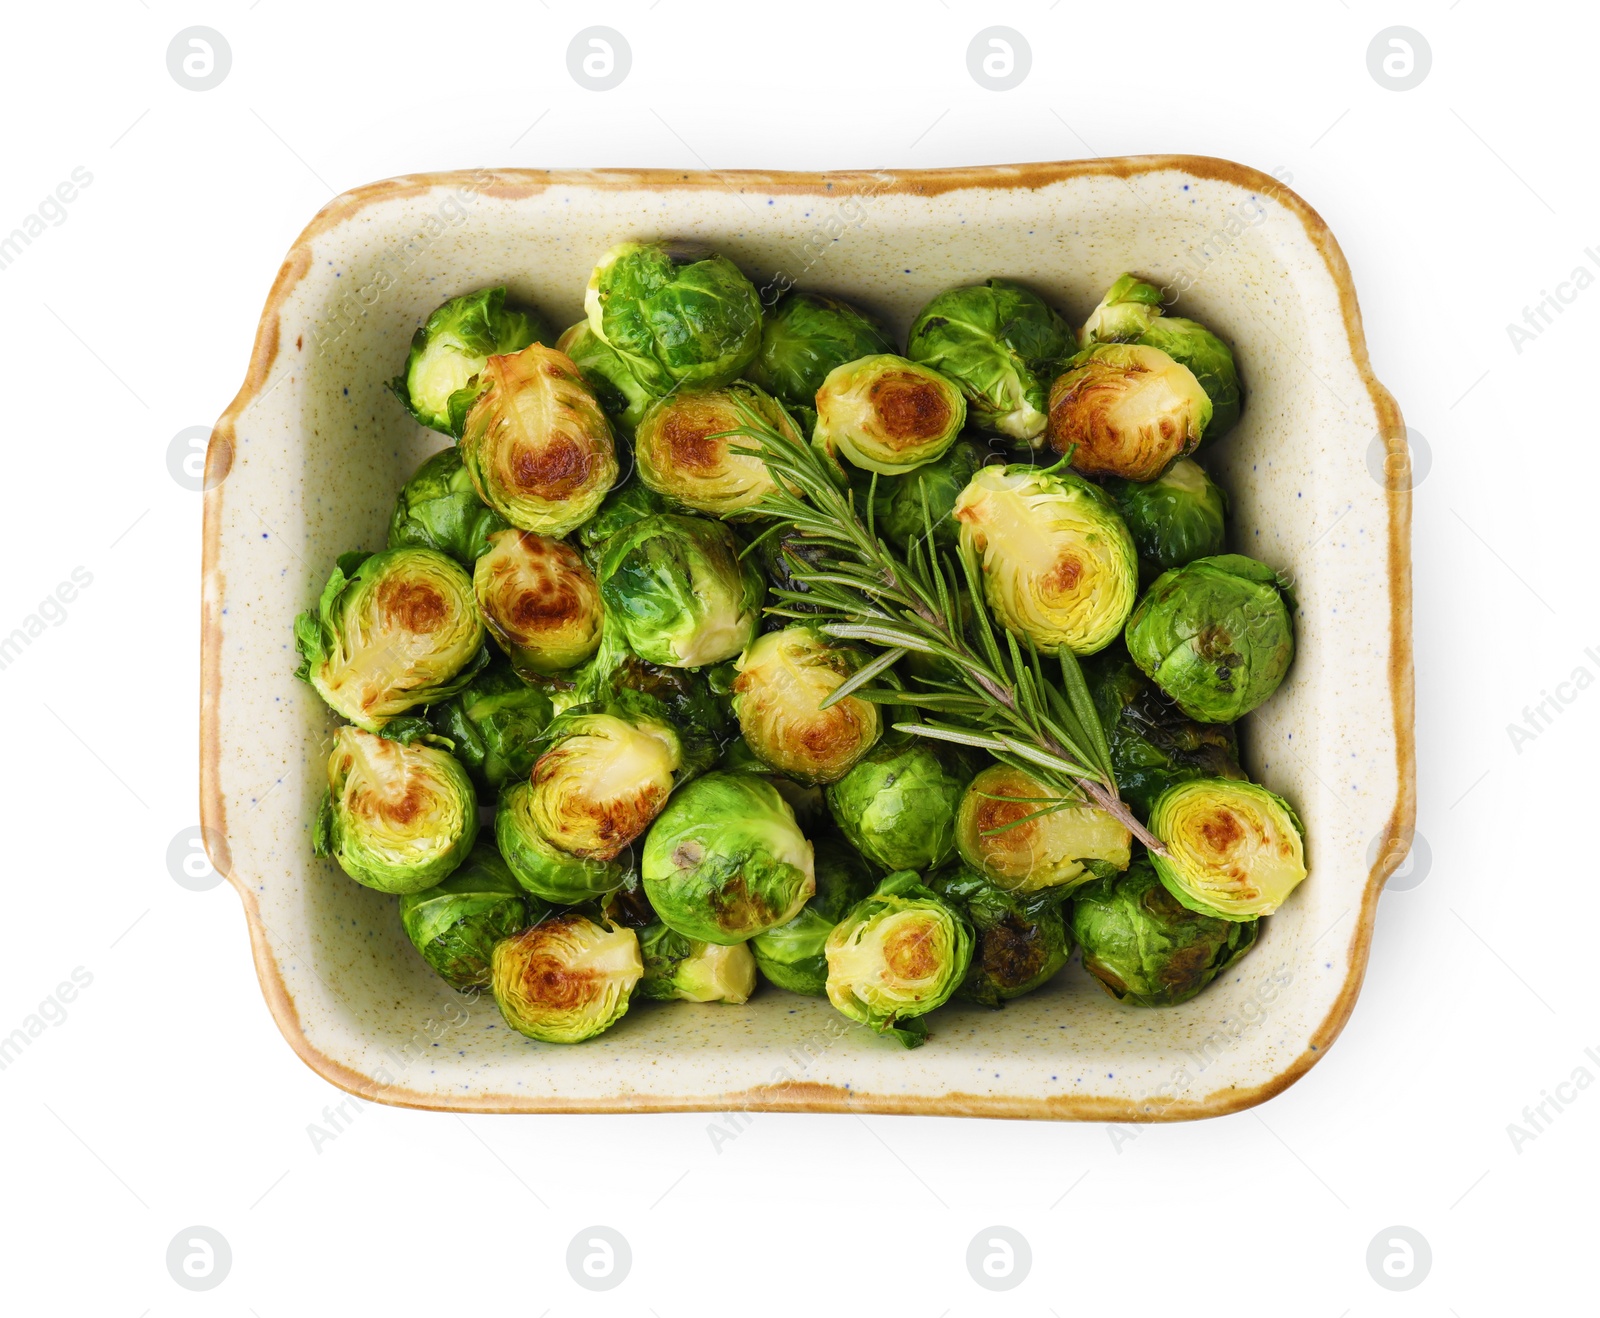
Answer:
[200,157,1414,1119]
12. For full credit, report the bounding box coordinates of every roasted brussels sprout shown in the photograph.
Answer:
[636,923,757,1003]
[1086,648,1245,817]
[814,354,966,475]
[387,446,510,566]
[926,865,1072,1007]
[747,290,896,409]
[750,833,877,995]
[1103,458,1227,583]
[490,915,642,1043]
[826,738,969,872]
[825,871,972,1047]
[641,772,815,944]
[1134,317,1242,443]
[1071,857,1258,1006]
[634,382,799,517]
[577,481,668,556]
[556,320,655,436]
[581,654,732,778]
[1124,554,1294,722]
[388,287,549,435]
[876,437,991,552]
[474,529,604,678]
[458,343,619,536]
[1148,779,1307,920]
[731,624,882,785]
[496,779,627,905]
[314,726,478,894]
[955,763,1130,894]
[398,842,536,990]
[597,514,764,668]
[585,241,762,392]
[427,657,554,793]
[953,464,1138,656]
[1046,343,1210,481]
[906,279,1071,442]
[1078,273,1164,346]
[294,548,486,731]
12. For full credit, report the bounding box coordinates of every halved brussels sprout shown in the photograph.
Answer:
[641,772,815,944]
[398,842,536,990]
[474,529,604,678]
[585,241,762,392]
[953,464,1138,655]
[636,923,757,1003]
[1148,779,1307,920]
[747,290,896,409]
[1046,343,1210,481]
[1103,457,1227,584]
[954,763,1130,894]
[387,446,510,567]
[556,320,656,436]
[491,915,642,1043]
[926,865,1072,1007]
[1078,273,1164,346]
[427,657,554,793]
[294,547,486,731]
[458,343,619,536]
[576,481,669,557]
[388,287,549,435]
[750,832,877,996]
[814,354,966,475]
[528,708,683,860]
[1071,857,1259,1006]
[876,438,991,552]
[634,382,799,518]
[1135,317,1242,444]
[1124,553,1294,722]
[597,514,764,668]
[731,624,882,785]
[314,726,478,894]
[826,739,970,872]
[824,871,973,1047]
[496,779,626,905]
[906,279,1070,442]
[1086,648,1245,817]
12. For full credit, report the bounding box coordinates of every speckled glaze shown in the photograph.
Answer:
[202,160,1414,1120]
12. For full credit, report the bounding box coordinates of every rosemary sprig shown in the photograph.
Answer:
[722,406,1166,856]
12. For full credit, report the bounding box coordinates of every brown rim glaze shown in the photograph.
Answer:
[201,157,1414,1120]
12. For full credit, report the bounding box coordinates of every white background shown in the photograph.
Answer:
[1,1,1594,1313]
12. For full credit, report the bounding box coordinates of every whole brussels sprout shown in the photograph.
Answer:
[1148,779,1307,920]
[825,738,969,872]
[490,915,642,1044]
[953,464,1138,656]
[388,286,549,435]
[458,343,619,536]
[814,354,966,475]
[597,514,764,668]
[1124,553,1294,722]
[926,865,1072,1007]
[906,278,1071,442]
[1046,343,1210,481]
[634,382,799,518]
[1103,458,1227,584]
[641,772,815,945]
[585,241,763,392]
[757,525,831,613]
[747,290,896,409]
[473,529,604,678]
[955,763,1130,894]
[427,657,554,793]
[313,727,478,894]
[1071,857,1258,1006]
[582,653,734,774]
[750,833,878,995]
[496,779,626,905]
[577,481,669,557]
[731,624,882,785]
[1086,648,1245,817]
[876,438,991,552]
[636,923,757,1003]
[398,842,536,990]
[1078,273,1165,346]
[824,871,973,1047]
[294,548,487,731]
[556,320,656,436]
[387,446,510,566]
[1134,317,1242,444]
